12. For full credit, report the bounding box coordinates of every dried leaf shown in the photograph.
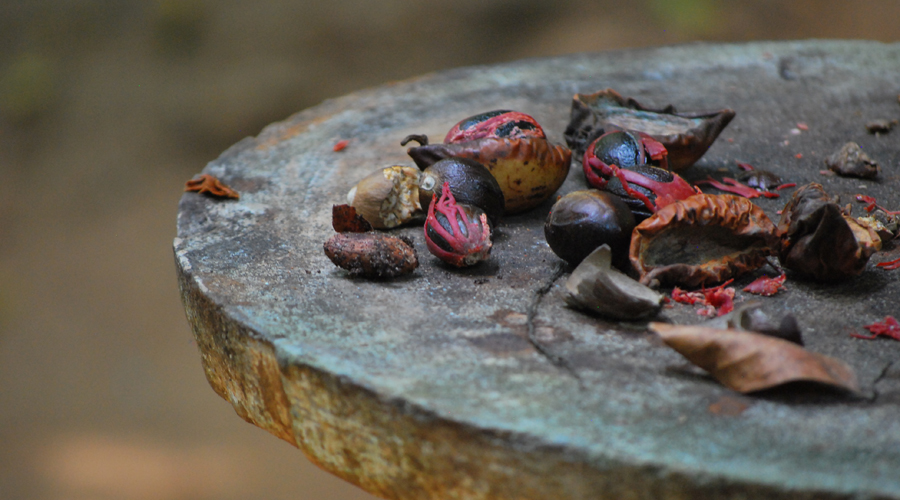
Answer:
[564,245,663,320]
[651,323,859,394]
[184,174,239,199]
[332,204,373,233]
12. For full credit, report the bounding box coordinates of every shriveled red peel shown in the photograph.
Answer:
[696,177,780,199]
[670,279,735,316]
[333,139,350,152]
[743,273,787,296]
[876,257,900,270]
[775,183,796,190]
[850,316,900,341]
[856,194,900,216]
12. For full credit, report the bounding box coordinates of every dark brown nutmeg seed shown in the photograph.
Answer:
[544,190,635,268]
[418,157,505,225]
[323,232,418,278]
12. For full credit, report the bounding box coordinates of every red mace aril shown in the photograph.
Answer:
[423,182,492,267]
[670,280,735,317]
[743,273,787,296]
[696,177,780,199]
[583,130,698,219]
[876,257,900,270]
[850,316,900,341]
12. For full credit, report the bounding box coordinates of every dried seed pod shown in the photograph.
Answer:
[824,142,880,179]
[346,165,423,228]
[423,183,492,267]
[418,157,505,225]
[630,194,778,288]
[544,190,635,268]
[323,232,418,278]
[403,110,571,214]
[564,244,663,320]
[776,183,881,282]
[564,88,735,171]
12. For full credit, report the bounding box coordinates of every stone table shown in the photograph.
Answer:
[175,41,900,499]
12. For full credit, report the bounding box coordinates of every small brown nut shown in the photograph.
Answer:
[824,142,880,179]
[323,232,418,278]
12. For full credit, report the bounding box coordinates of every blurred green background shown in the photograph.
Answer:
[0,1,897,499]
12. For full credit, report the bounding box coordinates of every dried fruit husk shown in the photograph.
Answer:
[347,166,423,229]
[332,204,373,233]
[776,183,881,282]
[323,232,418,278]
[824,142,880,179]
[406,137,571,214]
[650,323,859,394]
[564,89,735,171]
[564,245,663,320]
[630,194,777,288]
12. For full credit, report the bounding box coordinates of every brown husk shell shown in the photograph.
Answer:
[776,183,881,282]
[630,194,777,288]
[407,137,571,214]
[564,245,663,320]
[650,323,859,394]
[564,88,735,171]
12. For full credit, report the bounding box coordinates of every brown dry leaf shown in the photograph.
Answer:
[650,323,859,394]
[184,174,239,199]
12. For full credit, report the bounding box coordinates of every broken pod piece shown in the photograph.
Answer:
[629,194,778,288]
[564,88,735,171]
[776,183,881,282]
[564,244,663,320]
[402,110,571,214]
[346,165,423,229]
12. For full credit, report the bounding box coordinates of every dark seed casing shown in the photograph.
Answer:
[324,232,418,278]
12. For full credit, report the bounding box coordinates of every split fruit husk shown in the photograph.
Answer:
[776,183,881,282]
[564,244,663,320]
[630,194,778,288]
[650,323,860,394]
[564,88,735,171]
[406,136,571,214]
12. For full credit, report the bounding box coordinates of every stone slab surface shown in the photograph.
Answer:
[175,41,900,499]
